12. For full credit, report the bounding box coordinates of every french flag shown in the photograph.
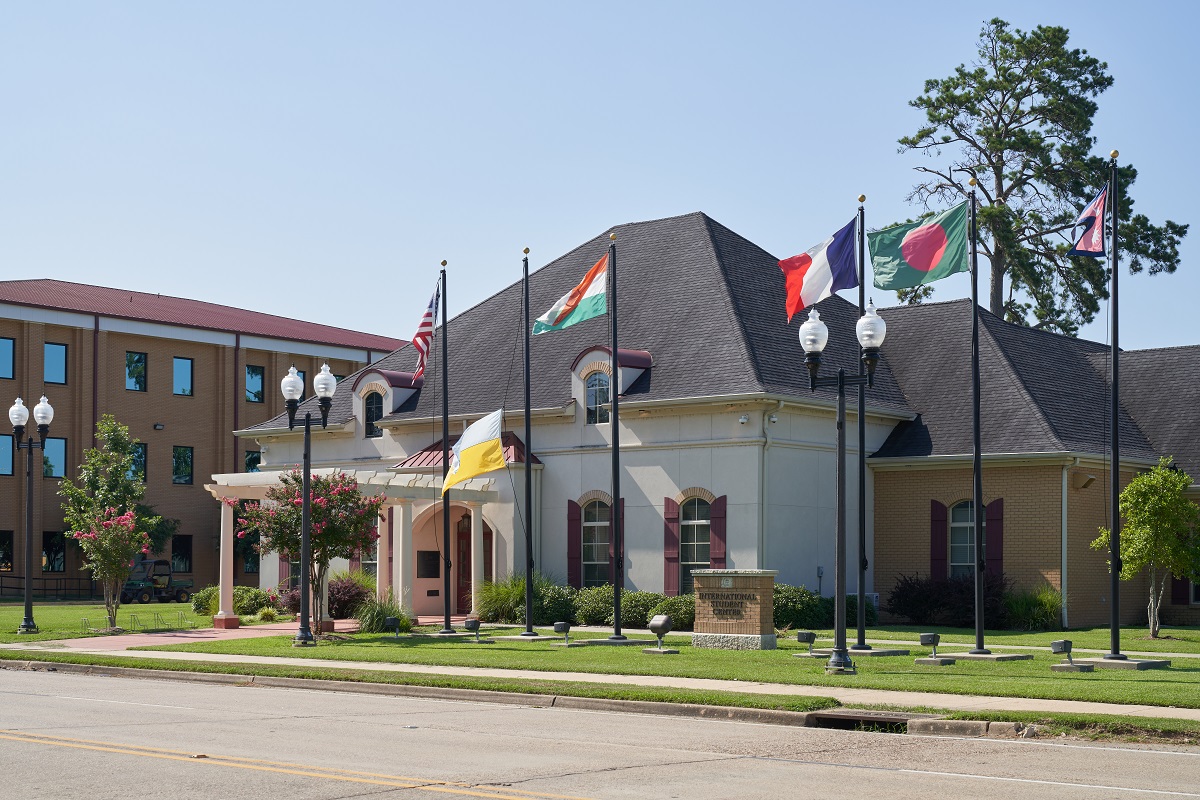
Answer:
[1067,186,1108,258]
[779,218,859,322]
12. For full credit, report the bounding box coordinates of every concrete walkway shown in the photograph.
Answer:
[4,623,1199,723]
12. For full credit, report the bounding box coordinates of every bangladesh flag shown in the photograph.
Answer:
[869,202,970,290]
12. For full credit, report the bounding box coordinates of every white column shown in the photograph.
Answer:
[470,502,484,614]
[214,500,238,627]
[376,507,391,601]
[397,501,414,613]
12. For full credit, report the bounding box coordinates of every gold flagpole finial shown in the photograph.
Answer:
[522,247,530,255]
[857,194,866,204]
[440,260,447,267]
[609,233,616,241]
[968,177,977,187]
[1110,149,1119,159]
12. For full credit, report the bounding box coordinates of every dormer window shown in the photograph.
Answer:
[586,373,610,425]
[365,392,383,438]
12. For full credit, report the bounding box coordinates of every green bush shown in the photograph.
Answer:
[573,584,615,625]
[257,606,278,622]
[476,574,530,624]
[536,582,577,625]
[621,590,669,629]
[1004,583,1062,631]
[648,594,695,631]
[355,590,412,634]
[190,585,272,616]
[191,586,217,615]
[773,583,823,629]
[885,572,1012,627]
[814,594,879,628]
[331,568,376,595]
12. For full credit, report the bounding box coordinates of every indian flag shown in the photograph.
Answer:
[532,253,608,335]
[442,409,506,495]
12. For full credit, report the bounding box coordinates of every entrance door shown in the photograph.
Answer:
[455,514,494,613]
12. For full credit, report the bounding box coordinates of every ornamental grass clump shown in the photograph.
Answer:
[355,589,412,634]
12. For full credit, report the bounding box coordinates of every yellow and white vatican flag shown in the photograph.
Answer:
[442,408,505,495]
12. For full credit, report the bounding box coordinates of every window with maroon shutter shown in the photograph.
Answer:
[1171,577,1191,606]
[663,498,680,597]
[566,500,582,589]
[985,499,1004,577]
[930,500,948,580]
[710,495,727,570]
[278,553,290,586]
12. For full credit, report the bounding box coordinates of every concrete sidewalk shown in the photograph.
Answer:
[4,626,1200,724]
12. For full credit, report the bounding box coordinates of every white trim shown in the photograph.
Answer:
[240,335,368,363]
[870,451,1160,471]
[100,316,236,346]
[0,302,93,329]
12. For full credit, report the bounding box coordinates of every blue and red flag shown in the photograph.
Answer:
[1067,187,1108,258]
[778,218,858,322]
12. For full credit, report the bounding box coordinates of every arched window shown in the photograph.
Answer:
[586,373,610,425]
[582,500,611,586]
[365,392,384,438]
[949,500,984,578]
[680,497,711,594]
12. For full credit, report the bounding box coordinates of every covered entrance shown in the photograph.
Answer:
[456,512,493,613]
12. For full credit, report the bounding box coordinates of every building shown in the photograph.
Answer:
[209,212,1199,627]
[0,280,402,596]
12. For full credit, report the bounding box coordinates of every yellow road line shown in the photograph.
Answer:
[0,730,595,800]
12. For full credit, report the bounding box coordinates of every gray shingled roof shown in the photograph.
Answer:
[1115,345,1200,478]
[873,298,1160,463]
[250,212,911,432]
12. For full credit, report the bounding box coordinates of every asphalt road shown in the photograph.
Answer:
[2,670,1199,799]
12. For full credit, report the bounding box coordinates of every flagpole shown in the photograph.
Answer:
[1106,150,1126,660]
[852,194,871,652]
[608,232,625,641]
[967,180,989,655]
[522,248,537,637]
[439,261,454,635]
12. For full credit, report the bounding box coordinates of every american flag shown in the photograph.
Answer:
[411,283,440,380]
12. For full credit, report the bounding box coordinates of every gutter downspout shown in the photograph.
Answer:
[758,400,784,569]
[1061,458,1076,629]
[233,333,241,472]
[92,315,100,447]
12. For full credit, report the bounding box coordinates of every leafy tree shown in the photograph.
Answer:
[59,415,178,552]
[1092,458,1200,638]
[68,507,150,628]
[230,470,384,631]
[899,18,1187,334]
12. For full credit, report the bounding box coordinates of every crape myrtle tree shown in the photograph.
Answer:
[898,18,1187,334]
[230,469,385,631]
[68,508,150,628]
[1092,458,1200,638]
[60,415,180,554]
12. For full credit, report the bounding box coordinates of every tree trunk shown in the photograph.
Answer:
[312,561,327,632]
[1149,571,1166,639]
[104,579,120,629]
[988,250,1005,318]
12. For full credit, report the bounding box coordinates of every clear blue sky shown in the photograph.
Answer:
[1,2,1194,351]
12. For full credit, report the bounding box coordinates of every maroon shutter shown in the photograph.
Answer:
[664,497,680,596]
[1171,577,1191,605]
[930,500,948,580]
[985,498,1004,577]
[567,500,582,589]
[278,553,290,586]
[710,495,727,570]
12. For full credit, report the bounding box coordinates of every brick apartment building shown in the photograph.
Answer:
[0,280,402,596]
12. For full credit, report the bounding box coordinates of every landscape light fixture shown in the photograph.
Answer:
[919,632,941,658]
[796,630,817,656]
[464,618,482,643]
[9,395,54,635]
[281,364,337,646]
[648,614,673,650]
[1051,639,1074,665]
[799,302,887,673]
[553,621,571,644]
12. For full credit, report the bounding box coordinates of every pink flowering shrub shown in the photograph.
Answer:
[69,507,150,628]
[230,470,385,631]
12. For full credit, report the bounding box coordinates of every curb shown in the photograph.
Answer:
[908,718,1027,738]
[5,659,814,728]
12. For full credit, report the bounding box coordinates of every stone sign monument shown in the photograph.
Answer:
[691,569,776,650]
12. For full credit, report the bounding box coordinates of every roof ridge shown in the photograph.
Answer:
[697,215,767,392]
[879,296,972,313]
[977,315,1068,451]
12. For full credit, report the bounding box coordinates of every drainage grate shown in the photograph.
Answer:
[807,709,941,733]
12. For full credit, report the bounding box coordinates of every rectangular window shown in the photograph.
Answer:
[296,369,307,401]
[128,442,147,482]
[172,446,193,485]
[0,531,12,571]
[582,502,611,588]
[125,351,148,391]
[0,434,11,476]
[245,365,264,403]
[44,343,67,385]
[42,531,65,572]
[43,437,66,478]
[243,550,259,574]
[171,534,193,573]
[1193,582,1200,605]
[949,502,984,579]
[360,540,379,579]
[245,451,261,473]
[173,357,193,396]
[0,337,13,379]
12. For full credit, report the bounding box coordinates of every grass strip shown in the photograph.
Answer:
[0,649,837,713]
[941,710,1200,745]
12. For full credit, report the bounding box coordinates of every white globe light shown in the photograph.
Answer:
[313,363,337,399]
[33,396,54,426]
[280,366,304,402]
[856,301,887,349]
[798,308,830,354]
[8,397,28,428]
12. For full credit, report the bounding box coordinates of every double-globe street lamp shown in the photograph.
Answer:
[280,364,337,647]
[8,395,55,635]
[799,303,887,673]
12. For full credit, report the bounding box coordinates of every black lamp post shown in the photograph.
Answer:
[280,364,337,647]
[798,304,887,673]
[9,395,54,635]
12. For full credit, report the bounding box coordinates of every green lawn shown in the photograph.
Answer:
[829,624,1200,654]
[139,626,1200,709]
[0,601,208,643]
